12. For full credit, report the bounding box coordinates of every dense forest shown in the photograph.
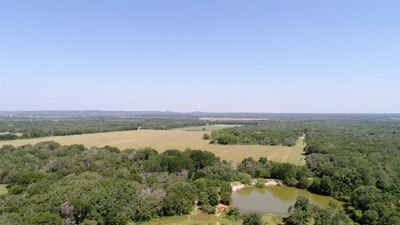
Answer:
[303,121,400,225]
[210,124,302,146]
[0,142,234,224]
[237,120,400,224]
[1,112,394,140]
[0,141,353,225]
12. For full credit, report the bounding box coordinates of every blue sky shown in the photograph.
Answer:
[0,0,399,113]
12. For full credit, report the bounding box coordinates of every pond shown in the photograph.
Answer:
[231,186,342,214]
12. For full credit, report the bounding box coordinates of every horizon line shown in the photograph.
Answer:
[0,110,399,115]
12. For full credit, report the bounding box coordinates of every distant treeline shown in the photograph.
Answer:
[0,134,18,141]
[0,117,206,140]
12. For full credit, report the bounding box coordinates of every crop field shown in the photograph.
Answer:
[0,130,305,165]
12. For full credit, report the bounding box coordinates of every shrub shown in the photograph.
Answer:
[225,208,241,220]
[27,212,62,225]
[242,213,262,225]
[255,179,265,188]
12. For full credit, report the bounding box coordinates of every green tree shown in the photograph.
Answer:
[162,182,196,215]
[220,182,232,205]
[285,197,312,225]
[350,186,381,211]
[361,210,379,225]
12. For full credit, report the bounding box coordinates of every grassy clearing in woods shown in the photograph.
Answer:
[0,184,8,195]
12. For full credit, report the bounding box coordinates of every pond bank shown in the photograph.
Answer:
[231,179,283,192]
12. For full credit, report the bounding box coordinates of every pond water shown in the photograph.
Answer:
[231,186,342,214]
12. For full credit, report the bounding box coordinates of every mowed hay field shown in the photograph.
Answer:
[0,130,305,165]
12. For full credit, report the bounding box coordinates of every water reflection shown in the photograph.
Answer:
[231,186,342,214]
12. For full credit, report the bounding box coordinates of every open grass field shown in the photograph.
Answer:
[262,214,285,225]
[0,130,305,165]
[0,184,8,195]
[142,213,218,225]
[142,213,284,225]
